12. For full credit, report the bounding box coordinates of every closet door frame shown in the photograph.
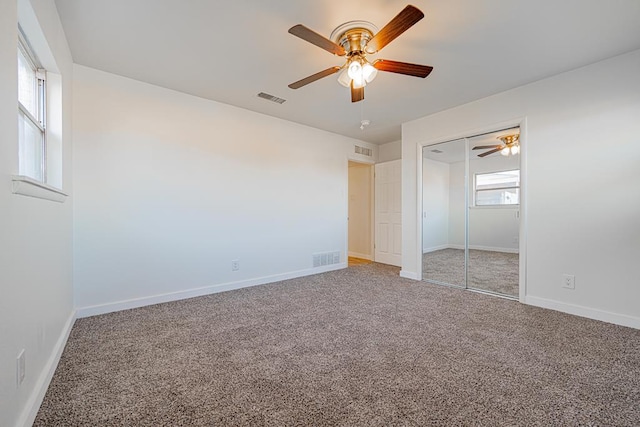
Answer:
[415,118,527,303]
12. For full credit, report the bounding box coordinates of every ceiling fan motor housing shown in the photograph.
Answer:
[499,134,519,146]
[330,21,379,55]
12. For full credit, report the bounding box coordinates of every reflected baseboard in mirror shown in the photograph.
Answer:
[422,248,518,298]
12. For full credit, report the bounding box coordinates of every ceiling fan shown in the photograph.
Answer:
[473,134,520,157]
[287,5,433,102]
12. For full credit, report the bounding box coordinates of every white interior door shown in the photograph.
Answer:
[375,160,402,266]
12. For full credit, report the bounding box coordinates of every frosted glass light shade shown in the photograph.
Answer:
[352,74,365,88]
[337,68,351,87]
[501,147,510,156]
[339,57,377,89]
[348,60,362,80]
[363,62,377,83]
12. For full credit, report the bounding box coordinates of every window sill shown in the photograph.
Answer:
[12,175,68,203]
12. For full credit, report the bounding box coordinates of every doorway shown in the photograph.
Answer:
[421,127,521,298]
[374,160,402,267]
[348,161,374,266]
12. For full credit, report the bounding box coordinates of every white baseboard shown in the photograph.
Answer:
[399,270,419,280]
[76,263,347,318]
[427,244,518,254]
[347,251,372,260]
[525,296,640,329]
[469,245,519,254]
[18,310,76,427]
[422,244,449,254]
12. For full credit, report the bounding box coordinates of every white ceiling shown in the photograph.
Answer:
[54,0,640,145]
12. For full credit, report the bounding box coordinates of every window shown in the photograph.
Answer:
[18,29,46,182]
[475,169,520,206]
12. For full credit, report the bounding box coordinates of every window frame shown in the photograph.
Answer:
[473,169,520,207]
[17,27,47,182]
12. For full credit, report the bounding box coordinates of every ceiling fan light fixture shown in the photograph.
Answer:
[511,144,520,155]
[348,57,368,88]
[345,56,377,89]
[501,147,510,156]
[352,75,366,89]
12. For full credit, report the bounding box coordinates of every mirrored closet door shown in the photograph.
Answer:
[421,138,467,288]
[421,128,520,298]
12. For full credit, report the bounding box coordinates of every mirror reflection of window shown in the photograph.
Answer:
[475,170,520,206]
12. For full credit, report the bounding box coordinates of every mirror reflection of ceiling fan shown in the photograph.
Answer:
[287,5,433,102]
[473,134,520,157]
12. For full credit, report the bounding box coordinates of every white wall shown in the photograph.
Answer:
[447,161,465,248]
[73,65,377,314]
[422,158,449,251]
[378,140,401,162]
[348,162,373,259]
[468,208,519,252]
[403,49,640,328]
[0,0,74,425]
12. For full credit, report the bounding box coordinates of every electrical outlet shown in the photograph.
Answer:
[231,259,240,271]
[562,274,575,290]
[16,349,25,387]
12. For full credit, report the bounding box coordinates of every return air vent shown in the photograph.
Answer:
[313,251,341,268]
[355,145,372,157]
[430,149,443,153]
[257,92,286,104]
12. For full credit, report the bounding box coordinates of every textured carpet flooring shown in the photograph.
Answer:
[423,248,519,297]
[36,264,639,426]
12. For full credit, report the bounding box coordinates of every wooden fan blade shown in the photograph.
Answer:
[288,24,346,56]
[373,59,433,78]
[366,5,424,53]
[288,66,341,89]
[478,147,503,158]
[351,81,364,103]
[473,145,502,150]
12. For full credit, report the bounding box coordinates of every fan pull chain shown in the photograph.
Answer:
[360,99,370,130]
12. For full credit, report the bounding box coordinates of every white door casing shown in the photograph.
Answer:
[375,160,402,266]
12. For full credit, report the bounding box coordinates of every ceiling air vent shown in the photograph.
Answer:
[257,92,286,104]
[355,145,372,157]
[430,149,443,153]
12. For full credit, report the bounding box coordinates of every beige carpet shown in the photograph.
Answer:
[423,248,519,297]
[36,263,639,426]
